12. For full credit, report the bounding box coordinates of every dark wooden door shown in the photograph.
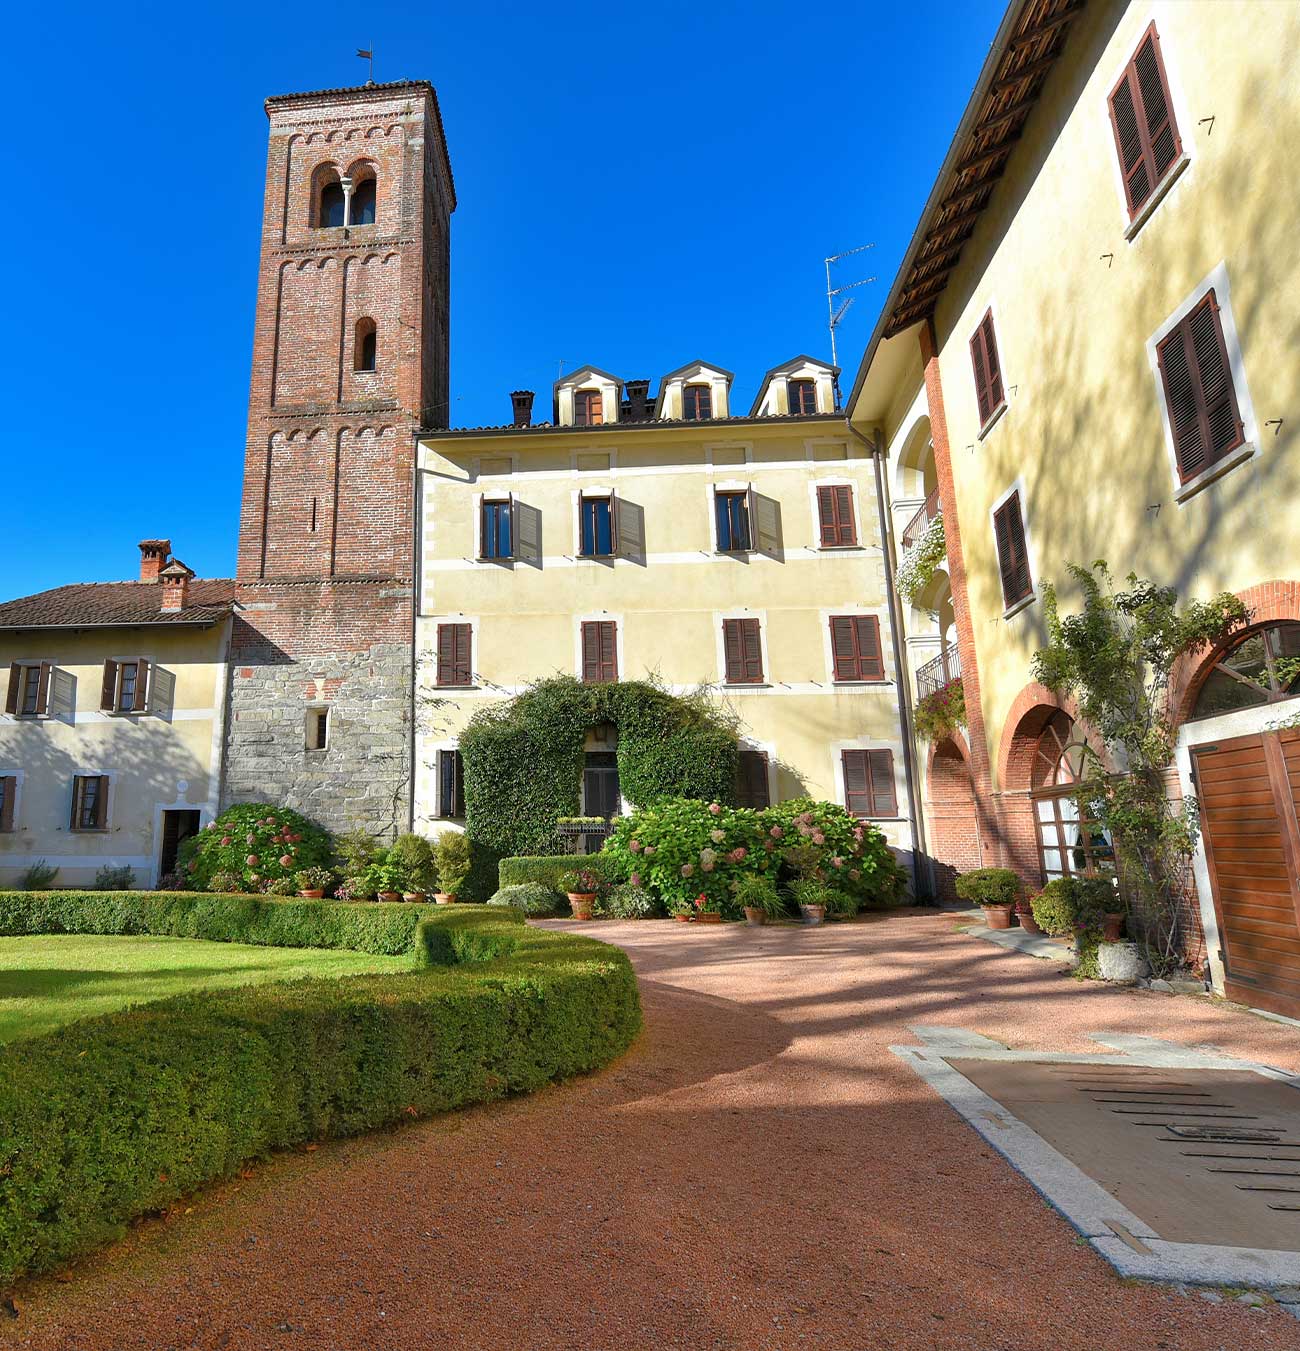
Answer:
[1193,730,1300,1018]
[160,809,202,878]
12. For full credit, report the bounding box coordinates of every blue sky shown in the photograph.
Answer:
[9,0,1002,596]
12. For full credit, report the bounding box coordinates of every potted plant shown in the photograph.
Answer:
[295,865,334,899]
[789,879,829,926]
[692,892,723,924]
[560,867,602,921]
[668,896,693,923]
[1015,897,1042,935]
[367,858,404,903]
[954,867,1022,930]
[389,832,437,902]
[433,831,471,904]
[733,874,782,926]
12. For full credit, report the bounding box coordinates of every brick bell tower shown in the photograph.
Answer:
[225,80,455,835]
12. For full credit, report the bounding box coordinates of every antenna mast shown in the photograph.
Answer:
[824,243,876,408]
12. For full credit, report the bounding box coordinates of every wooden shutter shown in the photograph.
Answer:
[0,776,14,832]
[437,624,471,686]
[734,749,770,809]
[817,484,856,547]
[133,659,150,712]
[1108,24,1181,219]
[843,749,897,817]
[993,492,1032,608]
[93,775,108,829]
[439,750,464,817]
[35,662,52,716]
[69,776,82,829]
[830,616,883,681]
[842,750,871,816]
[969,310,1003,426]
[724,618,763,684]
[1156,291,1245,484]
[5,665,20,715]
[582,621,617,683]
[100,660,118,712]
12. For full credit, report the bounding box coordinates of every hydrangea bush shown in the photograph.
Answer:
[179,804,333,894]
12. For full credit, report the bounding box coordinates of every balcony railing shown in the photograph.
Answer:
[901,488,941,551]
[915,646,961,699]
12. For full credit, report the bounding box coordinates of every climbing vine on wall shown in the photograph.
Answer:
[456,677,742,858]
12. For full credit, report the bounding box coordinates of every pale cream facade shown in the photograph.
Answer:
[414,363,915,862]
[0,618,232,889]
[848,0,1300,994]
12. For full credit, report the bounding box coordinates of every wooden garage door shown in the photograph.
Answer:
[1192,729,1300,1018]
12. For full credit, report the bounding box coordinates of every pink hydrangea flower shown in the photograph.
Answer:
[849,869,861,881]
[630,873,642,887]
[769,825,783,838]
[629,839,642,853]
[643,846,655,856]
[246,855,259,867]
[701,861,714,873]
[764,840,775,852]
[832,856,844,869]
[708,803,722,816]
[812,831,825,846]
[247,832,257,844]
[681,863,694,878]
[221,836,232,846]
[279,854,293,867]
[710,829,725,844]
[732,847,747,862]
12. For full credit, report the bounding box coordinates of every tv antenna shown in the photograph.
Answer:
[825,243,876,389]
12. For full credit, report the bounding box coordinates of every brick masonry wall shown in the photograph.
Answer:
[225,82,454,838]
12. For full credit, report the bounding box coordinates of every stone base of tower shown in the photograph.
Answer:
[223,581,412,838]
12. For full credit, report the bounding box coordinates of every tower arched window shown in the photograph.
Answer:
[355,319,377,372]
[314,167,346,228]
[351,176,377,225]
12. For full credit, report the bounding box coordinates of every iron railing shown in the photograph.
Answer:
[915,646,961,699]
[901,488,941,551]
[556,819,617,854]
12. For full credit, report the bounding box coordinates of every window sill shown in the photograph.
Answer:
[818,544,863,553]
[723,682,771,690]
[1124,154,1190,242]
[70,829,109,835]
[1002,591,1037,621]
[977,402,1008,441]
[715,548,756,557]
[832,679,891,687]
[435,684,477,691]
[1174,441,1256,504]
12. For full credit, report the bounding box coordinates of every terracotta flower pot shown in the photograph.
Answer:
[403,892,426,904]
[1102,912,1124,942]
[434,892,456,905]
[377,890,402,903]
[695,910,723,924]
[568,892,596,920]
[743,907,766,926]
[298,889,325,899]
[982,904,1014,930]
[673,913,692,923]
[799,903,826,926]
[1017,909,1043,936]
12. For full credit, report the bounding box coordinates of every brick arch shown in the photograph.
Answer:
[1170,580,1300,726]
[925,733,982,902]
[997,682,1075,792]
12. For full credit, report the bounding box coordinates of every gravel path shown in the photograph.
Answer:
[11,910,1300,1350]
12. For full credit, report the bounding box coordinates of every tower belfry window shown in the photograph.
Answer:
[320,181,346,228]
[351,177,376,225]
[355,319,377,372]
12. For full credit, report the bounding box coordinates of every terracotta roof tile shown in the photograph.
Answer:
[0,579,236,630]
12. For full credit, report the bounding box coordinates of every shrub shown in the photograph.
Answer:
[19,860,58,891]
[824,888,859,918]
[363,857,406,895]
[559,867,604,896]
[334,829,380,876]
[335,875,375,902]
[763,798,907,906]
[732,873,785,918]
[93,864,135,891]
[954,867,1023,909]
[388,833,438,893]
[498,853,617,891]
[433,832,472,896]
[599,883,661,920]
[259,877,297,896]
[207,869,244,894]
[1029,876,1121,979]
[179,805,332,894]
[789,878,832,911]
[487,883,563,916]
[295,866,335,894]
[0,906,638,1285]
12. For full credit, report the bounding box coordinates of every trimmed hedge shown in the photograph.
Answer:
[0,891,456,958]
[0,906,638,1285]
[498,853,621,891]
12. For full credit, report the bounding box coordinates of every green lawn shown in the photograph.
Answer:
[0,934,414,1044]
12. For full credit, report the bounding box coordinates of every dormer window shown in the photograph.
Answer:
[683,384,712,421]
[789,379,817,415]
[574,389,604,426]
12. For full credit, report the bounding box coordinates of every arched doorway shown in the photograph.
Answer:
[926,735,981,902]
[1027,711,1113,882]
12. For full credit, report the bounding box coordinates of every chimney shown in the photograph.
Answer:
[510,390,535,427]
[624,379,651,421]
[138,539,172,582]
[158,560,193,612]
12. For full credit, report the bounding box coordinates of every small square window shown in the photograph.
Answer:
[306,708,330,751]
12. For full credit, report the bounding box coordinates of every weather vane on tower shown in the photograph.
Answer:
[357,43,374,85]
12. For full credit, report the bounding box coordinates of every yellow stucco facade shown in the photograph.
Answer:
[414,397,914,860]
[0,621,231,888]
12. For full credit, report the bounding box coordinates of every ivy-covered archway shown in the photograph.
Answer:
[459,677,741,857]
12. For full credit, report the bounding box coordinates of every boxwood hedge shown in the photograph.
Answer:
[0,904,640,1285]
[497,853,620,891]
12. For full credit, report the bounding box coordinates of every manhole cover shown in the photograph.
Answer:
[948,1059,1300,1249]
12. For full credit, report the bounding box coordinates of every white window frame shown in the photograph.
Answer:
[715,608,770,689]
[709,480,754,554]
[1145,260,1258,505]
[808,478,863,551]
[735,737,777,807]
[989,477,1039,619]
[429,739,465,821]
[574,613,624,684]
[474,490,515,563]
[7,661,51,720]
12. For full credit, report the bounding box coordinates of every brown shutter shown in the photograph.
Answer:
[723,618,761,683]
[1108,24,1182,219]
[817,485,857,547]
[723,619,744,683]
[35,662,52,716]
[133,659,150,712]
[741,619,763,682]
[0,776,14,832]
[830,616,858,680]
[1157,291,1245,484]
[94,776,109,829]
[436,625,454,685]
[867,750,897,816]
[980,312,1003,414]
[856,616,884,680]
[970,326,991,425]
[994,493,1031,607]
[581,622,601,682]
[842,750,871,816]
[599,622,617,681]
[5,665,19,715]
[437,624,470,685]
[734,749,770,808]
[100,660,118,712]
[70,776,84,830]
